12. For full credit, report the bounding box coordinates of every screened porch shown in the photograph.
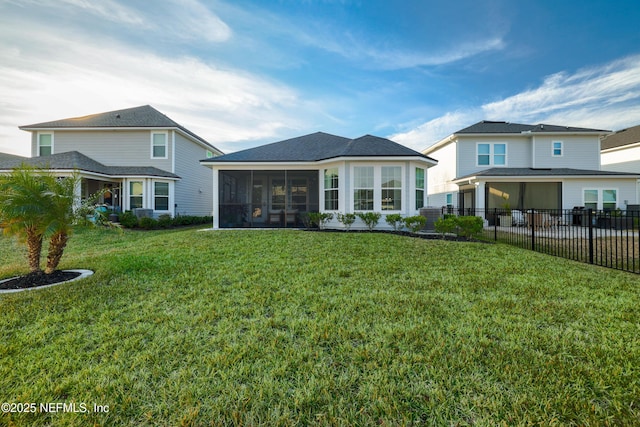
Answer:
[218,170,319,228]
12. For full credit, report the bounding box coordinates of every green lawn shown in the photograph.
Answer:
[1,227,639,426]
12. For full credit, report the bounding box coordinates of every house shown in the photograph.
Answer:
[199,132,437,229]
[601,124,640,176]
[0,105,223,217]
[422,121,640,220]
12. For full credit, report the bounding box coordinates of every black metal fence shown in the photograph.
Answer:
[447,208,640,274]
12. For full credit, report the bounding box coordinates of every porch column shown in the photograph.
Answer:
[476,182,485,216]
[212,167,219,229]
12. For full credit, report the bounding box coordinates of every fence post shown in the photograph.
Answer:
[588,209,594,264]
[531,211,535,251]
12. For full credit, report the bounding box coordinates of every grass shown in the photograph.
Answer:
[1,227,639,426]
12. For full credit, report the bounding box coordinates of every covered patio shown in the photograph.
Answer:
[218,170,319,228]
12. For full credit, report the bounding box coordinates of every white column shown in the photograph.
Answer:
[212,168,219,229]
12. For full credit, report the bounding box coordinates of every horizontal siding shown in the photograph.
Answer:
[602,146,640,173]
[174,132,214,216]
[457,136,531,177]
[426,142,458,195]
[50,130,172,170]
[563,178,638,209]
[534,135,600,169]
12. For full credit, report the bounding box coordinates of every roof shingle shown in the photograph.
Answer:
[455,120,610,134]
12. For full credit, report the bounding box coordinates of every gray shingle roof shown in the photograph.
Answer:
[601,124,640,150]
[201,132,437,163]
[0,151,179,179]
[456,120,610,134]
[19,105,221,153]
[455,167,639,181]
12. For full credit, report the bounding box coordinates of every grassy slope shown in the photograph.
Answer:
[1,227,639,426]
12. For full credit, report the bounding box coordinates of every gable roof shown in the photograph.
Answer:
[0,150,179,179]
[601,124,640,150]
[201,132,437,164]
[454,167,639,182]
[455,120,610,135]
[19,105,222,154]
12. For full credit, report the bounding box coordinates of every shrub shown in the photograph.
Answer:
[158,214,173,228]
[119,211,138,228]
[434,216,458,237]
[356,212,381,231]
[138,217,158,230]
[456,216,483,240]
[336,213,356,231]
[385,214,404,231]
[307,212,334,230]
[403,215,426,233]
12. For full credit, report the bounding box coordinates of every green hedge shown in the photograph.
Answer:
[118,212,213,229]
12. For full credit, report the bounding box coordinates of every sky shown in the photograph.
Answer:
[1,0,640,157]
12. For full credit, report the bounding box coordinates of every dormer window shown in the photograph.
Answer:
[38,133,53,156]
[151,132,168,159]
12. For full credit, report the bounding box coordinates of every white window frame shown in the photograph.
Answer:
[38,132,54,156]
[415,167,425,210]
[151,131,168,159]
[129,181,144,210]
[582,188,618,211]
[552,141,563,157]
[323,168,339,211]
[353,166,374,211]
[446,193,453,207]
[476,142,507,167]
[381,165,402,211]
[153,181,170,212]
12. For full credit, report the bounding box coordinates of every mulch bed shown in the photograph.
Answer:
[0,270,81,290]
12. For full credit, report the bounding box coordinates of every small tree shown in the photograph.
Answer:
[384,214,404,231]
[356,212,381,231]
[336,213,356,231]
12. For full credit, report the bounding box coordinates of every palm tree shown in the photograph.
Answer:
[43,173,80,274]
[0,166,51,273]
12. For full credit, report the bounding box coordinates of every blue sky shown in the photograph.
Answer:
[1,0,640,156]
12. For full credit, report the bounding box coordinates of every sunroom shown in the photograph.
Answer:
[201,132,438,229]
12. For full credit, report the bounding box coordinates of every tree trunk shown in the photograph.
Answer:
[45,231,68,274]
[25,226,43,273]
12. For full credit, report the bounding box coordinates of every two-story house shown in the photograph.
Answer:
[0,105,223,217]
[422,121,640,219]
[601,124,640,174]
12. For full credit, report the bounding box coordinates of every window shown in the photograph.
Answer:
[381,166,401,211]
[38,133,53,156]
[477,143,506,166]
[415,168,425,210]
[552,141,563,157]
[154,182,169,211]
[446,193,453,207]
[206,150,214,158]
[353,166,374,210]
[130,181,143,209]
[151,132,167,158]
[324,168,339,210]
[584,189,617,211]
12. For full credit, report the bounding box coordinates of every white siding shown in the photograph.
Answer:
[48,130,172,170]
[562,178,638,209]
[425,141,458,202]
[457,136,531,177]
[602,146,640,173]
[174,132,214,216]
[534,135,600,169]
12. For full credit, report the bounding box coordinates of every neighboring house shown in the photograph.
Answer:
[200,132,437,229]
[1,105,223,217]
[422,121,640,219]
[601,124,640,175]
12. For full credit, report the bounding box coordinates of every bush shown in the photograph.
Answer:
[119,211,138,228]
[356,212,381,231]
[434,215,484,240]
[138,217,158,230]
[337,213,356,231]
[385,214,404,231]
[307,212,334,230]
[456,216,483,240]
[403,215,426,233]
[158,214,172,228]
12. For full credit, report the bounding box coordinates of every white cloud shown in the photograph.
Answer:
[165,0,232,43]
[392,55,640,151]
[0,25,300,156]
